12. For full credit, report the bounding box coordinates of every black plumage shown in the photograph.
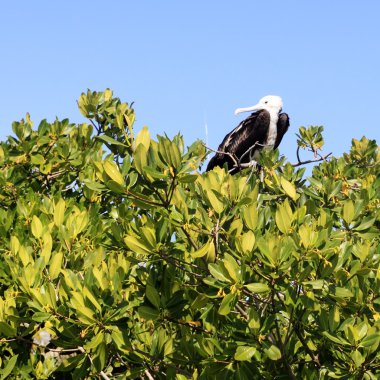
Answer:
[206,96,289,173]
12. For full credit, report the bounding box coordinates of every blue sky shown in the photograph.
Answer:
[1,1,379,167]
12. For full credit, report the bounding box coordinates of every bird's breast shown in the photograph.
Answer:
[266,114,278,148]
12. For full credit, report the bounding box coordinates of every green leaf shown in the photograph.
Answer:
[191,240,211,258]
[0,322,17,337]
[124,236,151,255]
[146,284,161,309]
[265,345,281,360]
[49,251,63,279]
[241,231,255,254]
[223,254,240,282]
[103,161,125,186]
[333,287,353,299]
[158,138,181,168]
[275,199,293,234]
[303,280,325,290]
[83,287,102,313]
[54,198,66,226]
[329,305,340,332]
[10,235,20,254]
[209,263,232,283]
[206,189,224,214]
[133,144,148,174]
[243,202,258,230]
[218,292,237,315]
[96,134,127,147]
[280,177,298,200]
[245,283,270,294]
[299,224,317,248]
[31,215,43,239]
[31,154,45,165]
[138,306,159,321]
[354,217,376,231]
[248,308,260,329]
[0,355,18,379]
[360,333,380,348]
[234,346,257,361]
[83,180,106,191]
[351,350,364,368]
[322,331,350,345]
[342,200,355,225]
[135,126,151,150]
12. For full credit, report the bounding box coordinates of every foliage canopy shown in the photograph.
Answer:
[0,90,379,379]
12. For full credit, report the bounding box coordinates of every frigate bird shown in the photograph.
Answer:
[206,95,289,173]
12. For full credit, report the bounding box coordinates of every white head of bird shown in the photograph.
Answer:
[234,95,283,116]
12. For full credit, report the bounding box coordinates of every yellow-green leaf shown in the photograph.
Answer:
[280,177,298,200]
[10,235,20,254]
[234,346,257,361]
[265,345,281,360]
[206,190,224,214]
[49,251,63,279]
[146,284,161,309]
[54,198,66,226]
[342,200,355,225]
[31,215,43,239]
[245,283,270,294]
[218,293,237,316]
[223,254,240,282]
[243,202,258,230]
[124,236,151,255]
[135,126,151,150]
[275,199,293,234]
[191,240,211,258]
[103,161,125,186]
[329,305,340,332]
[241,231,255,253]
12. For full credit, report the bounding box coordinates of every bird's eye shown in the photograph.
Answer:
[264,101,268,104]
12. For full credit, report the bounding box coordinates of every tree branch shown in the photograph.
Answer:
[291,152,332,167]
[205,145,239,168]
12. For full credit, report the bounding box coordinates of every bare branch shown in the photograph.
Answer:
[238,141,266,163]
[236,303,248,319]
[204,144,239,167]
[181,226,199,250]
[291,152,332,167]
[144,369,155,380]
[78,347,110,380]
[296,146,301,163]
[205,142,268,174]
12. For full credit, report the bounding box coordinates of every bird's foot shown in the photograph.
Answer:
[248,160,258,169]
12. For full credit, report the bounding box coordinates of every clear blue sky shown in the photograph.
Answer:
[1,1,379,166]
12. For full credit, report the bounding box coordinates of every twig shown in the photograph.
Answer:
[238,142,266,163]
[126,189,165,207]
[291,152,332,167]
[158,251,204,278]
[181,226,199,250]
[293,326,321,369]
[78,347,110,380]
[205,145,239,168]
[211,219,220,260]
[271,295,297,380]
[236,303,248,319]
[206,142,270,174]
[144,369,155,380]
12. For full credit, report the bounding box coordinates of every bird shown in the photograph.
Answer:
[206,95,289,173]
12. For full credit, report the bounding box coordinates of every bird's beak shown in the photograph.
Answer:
[234,102,262,116]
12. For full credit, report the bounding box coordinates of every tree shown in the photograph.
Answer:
[0,89,379,379]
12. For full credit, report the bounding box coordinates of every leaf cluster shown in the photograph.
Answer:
[0,90,379,379]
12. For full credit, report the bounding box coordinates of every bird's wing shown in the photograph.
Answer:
[206,111,269,171]
[274,113,290,149]
[224,110,270,157]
